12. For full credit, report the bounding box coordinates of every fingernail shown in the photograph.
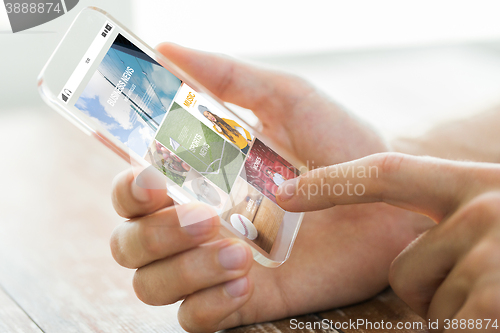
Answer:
[131,180,150,202]
[277,177,299,202]
[225,277,249,298]
[219,243,248,270]
[182,207,215,236]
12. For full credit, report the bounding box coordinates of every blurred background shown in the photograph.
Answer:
[1,1,500,331]
[2,0,500,137]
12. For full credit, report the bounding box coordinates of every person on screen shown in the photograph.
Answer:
[198,105,253,154]
[265,168,287,186]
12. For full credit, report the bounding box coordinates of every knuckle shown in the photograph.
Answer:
[463,239,500,273]
[109,226,134,268]
[388,235,426,303]
[388,256,399,285]
[459,192,500,225]
[175,254,196,289]
[133,265,178,306]
[138,222,165,257]
[447,192,500,237]
[375,152,407,175]
[109,228,123,264]
[389,257,406,297]
[132,268,165,306]
[389,234,419,284]
[389,254,410,301]
[111,195,128,218]
[470,283,500,317]
[132,269,152,305]
[178,302,215,333]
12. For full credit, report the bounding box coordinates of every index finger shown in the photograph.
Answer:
[277,153,500,222]
[155,43,311,120]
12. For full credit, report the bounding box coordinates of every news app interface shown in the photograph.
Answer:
[71,26,300,254]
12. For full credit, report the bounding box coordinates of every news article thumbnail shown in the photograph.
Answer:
[155,102,246,193]
[74,34,182,157]
[145,140,191,187]
[221,177,285,253]
[182,169,228,214]
[240,138,300,204]
[173,84,255,154]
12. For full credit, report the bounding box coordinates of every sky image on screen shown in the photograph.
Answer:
[74,34,182,157]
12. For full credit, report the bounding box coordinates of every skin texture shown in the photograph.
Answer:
[110,43,434,333]
[278,153,500,332]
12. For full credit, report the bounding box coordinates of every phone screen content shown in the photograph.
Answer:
[72,31,300,255]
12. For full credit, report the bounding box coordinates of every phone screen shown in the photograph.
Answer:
[62,22,301,255]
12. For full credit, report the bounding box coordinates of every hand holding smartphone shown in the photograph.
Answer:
[38,7,304,267]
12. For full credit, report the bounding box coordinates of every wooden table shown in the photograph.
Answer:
[0,107,428,332]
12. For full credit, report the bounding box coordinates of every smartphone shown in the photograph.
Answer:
[38,7,305,267]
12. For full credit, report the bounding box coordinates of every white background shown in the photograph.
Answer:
[130,0,500,56]
[1,0,500,138]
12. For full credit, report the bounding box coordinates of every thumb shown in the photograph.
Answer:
[277,153,498,222]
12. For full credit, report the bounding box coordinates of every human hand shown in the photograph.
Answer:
[278,153,500,332]
[110,44,432,332]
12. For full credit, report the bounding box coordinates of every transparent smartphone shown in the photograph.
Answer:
[38,7,304,267]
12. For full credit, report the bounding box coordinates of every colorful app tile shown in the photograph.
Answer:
[221,177,285,253]
[155,102,245,193]
[240,138,300,203]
